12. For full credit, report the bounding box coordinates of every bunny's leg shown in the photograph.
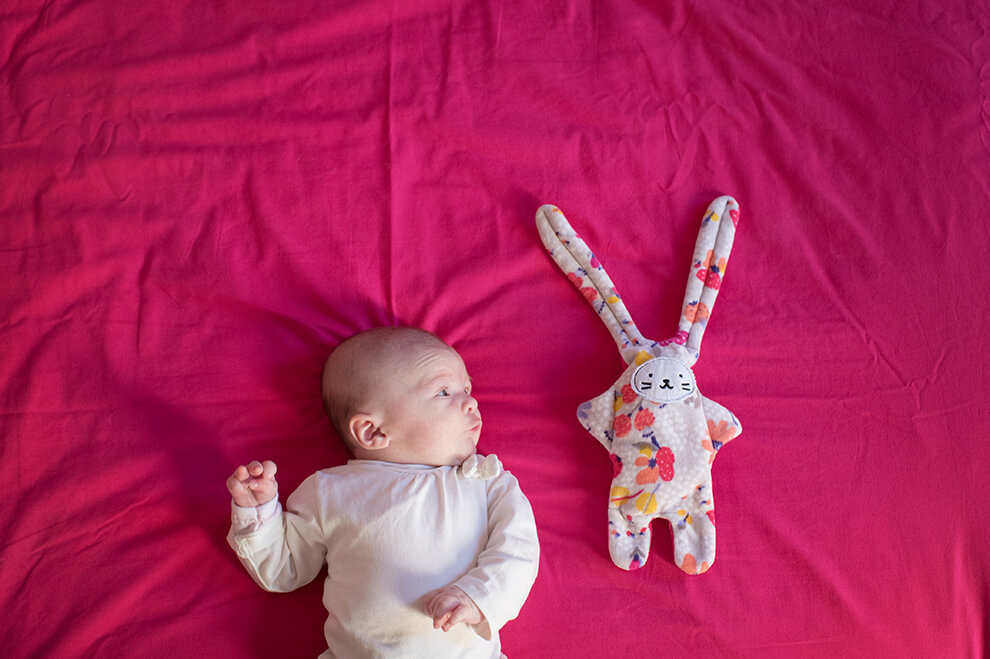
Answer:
[663,481,717,574]
[607,507,653,570]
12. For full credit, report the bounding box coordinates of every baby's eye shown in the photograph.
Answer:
[437,388,451,398]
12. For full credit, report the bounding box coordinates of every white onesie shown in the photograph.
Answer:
[227,455,539,658]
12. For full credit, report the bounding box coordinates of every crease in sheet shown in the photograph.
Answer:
[383,0,397,326]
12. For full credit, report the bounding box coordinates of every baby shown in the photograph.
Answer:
[226,327,540,658]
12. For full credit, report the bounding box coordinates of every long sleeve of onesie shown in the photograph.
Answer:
[227,475,327,593]
[453,468,540,641]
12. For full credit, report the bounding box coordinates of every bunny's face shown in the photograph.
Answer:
[632,354,696,404]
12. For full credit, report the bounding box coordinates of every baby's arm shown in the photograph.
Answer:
[226,465,327,593]
[448,471,540,640]
[426,585,483,632]
[227,460,278,507]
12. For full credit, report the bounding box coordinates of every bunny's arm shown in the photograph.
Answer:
[701,396,742,456]
[577,389,618,451]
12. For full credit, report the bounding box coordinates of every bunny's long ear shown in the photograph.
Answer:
[536,205,649,364]
[676,196,739,360]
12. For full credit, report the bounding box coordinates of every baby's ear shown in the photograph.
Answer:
[348,413,390,451]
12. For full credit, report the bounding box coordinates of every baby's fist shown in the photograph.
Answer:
[226,460,278,508]
[426,585,483,632]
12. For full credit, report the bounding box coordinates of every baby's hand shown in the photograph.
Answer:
[226,460,278,507]
[426,585,483,632]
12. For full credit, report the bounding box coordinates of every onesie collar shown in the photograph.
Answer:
[346,454,502,480]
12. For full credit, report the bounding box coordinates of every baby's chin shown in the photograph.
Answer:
[446,435,481,465]
[405,447,476,468]
[444,447,477,466]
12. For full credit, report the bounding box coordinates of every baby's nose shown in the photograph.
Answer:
[463,394,478,413]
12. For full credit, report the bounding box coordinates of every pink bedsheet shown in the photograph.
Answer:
[3,1,988,656]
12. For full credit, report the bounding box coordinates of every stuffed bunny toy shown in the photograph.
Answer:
[536,196,741,574]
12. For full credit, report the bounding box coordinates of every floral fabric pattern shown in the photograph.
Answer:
[537,196,743,574]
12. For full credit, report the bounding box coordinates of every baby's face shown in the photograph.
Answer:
[377,344,481,466]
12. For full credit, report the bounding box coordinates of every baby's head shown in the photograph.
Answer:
[321,327,482,466]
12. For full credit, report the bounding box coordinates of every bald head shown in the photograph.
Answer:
[321,327,453,447]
